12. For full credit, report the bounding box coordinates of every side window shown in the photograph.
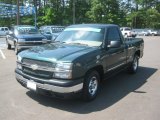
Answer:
[107,27,121,42]
[2,28,4,31]
[5,28,8,31]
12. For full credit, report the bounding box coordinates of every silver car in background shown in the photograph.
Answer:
[0,27,9,36]
[40,26,65,41]
[133,29,150,36]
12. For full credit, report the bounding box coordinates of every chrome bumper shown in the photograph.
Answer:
[16,73,83,94]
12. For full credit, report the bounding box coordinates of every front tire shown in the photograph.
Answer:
[14,42,18,54]
[128,55,139,74]
[7,42,11,50]
[82,70,100,101]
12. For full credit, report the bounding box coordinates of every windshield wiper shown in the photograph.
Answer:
[53,41,66,43]
[67,42,88,46]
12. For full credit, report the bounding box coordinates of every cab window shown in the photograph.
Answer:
[107,27,121,42]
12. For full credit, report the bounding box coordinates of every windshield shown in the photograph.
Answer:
[16,26,39,35]
[55,27,105,47]
[124,28,131,31]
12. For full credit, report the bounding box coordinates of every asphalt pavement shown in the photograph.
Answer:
[0,36,160,120]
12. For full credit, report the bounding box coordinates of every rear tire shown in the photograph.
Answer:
[128,55,139,74]
[82,70,100,101]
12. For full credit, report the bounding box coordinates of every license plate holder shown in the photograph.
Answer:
[27,80,36,91]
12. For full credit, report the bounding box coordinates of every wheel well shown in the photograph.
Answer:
[135,50,140,58]
[86,65,104,82]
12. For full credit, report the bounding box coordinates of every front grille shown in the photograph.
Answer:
[23,67,53,79]
[22,58,55,79]
[25,38,43,41]
[19,42,43,46]
[22,58,54,68]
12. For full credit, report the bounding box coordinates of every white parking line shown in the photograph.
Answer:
[0,49,6,59]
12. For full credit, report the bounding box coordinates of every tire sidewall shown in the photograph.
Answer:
[83,71,100,101]
[6,39,11,49]
[131,55,139,73]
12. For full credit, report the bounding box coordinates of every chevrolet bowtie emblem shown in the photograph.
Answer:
[31,64,38,70]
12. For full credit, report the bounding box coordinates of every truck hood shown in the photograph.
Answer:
[19,43,97,62]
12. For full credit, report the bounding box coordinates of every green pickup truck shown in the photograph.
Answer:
[15,24,144,101]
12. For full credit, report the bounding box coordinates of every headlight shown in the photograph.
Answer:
[17,63,22,70]
[17,54,22,62]
[18,39,25,42]
[17,55,22,70]
[54,63,73,79]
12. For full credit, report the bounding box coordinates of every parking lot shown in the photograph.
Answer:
[0,36,160,120]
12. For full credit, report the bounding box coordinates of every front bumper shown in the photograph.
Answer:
[15,69,83,94]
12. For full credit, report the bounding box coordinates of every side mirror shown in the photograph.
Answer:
[8,31,13,35]
[51,35,58,41]
[107,41,121,48]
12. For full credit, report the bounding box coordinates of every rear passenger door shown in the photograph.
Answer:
[106,27,127,71]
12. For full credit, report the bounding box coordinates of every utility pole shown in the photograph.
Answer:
[17,0,20,25]
[73,0,75,24]
[33,0,37,27]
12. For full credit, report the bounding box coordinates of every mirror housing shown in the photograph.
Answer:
[107,41,121,48]
[8,31,13,35]
[51,35,58,41]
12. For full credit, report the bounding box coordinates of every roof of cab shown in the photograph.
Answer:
[68,24,118,28]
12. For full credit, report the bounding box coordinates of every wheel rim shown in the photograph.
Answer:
[88,76,98,96]
[133,57,138,71]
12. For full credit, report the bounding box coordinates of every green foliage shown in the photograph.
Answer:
[42,8,56,25]
[0,0,160,29]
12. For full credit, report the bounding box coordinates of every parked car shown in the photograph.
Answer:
[120,27,136,37]
[148,29,158,36]
[0,27,9,36]
[15,24,144,101]
[6,25,50,54]
[40,25,65,41]
[133,29,150,36]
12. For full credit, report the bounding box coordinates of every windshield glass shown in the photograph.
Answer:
[55,27,105,47]
[124,28,131,31]
[16,26,38,34]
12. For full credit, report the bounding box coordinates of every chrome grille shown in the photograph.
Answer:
[23,67,53,79]
[22,58,55,79]
[22,58,54,68]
